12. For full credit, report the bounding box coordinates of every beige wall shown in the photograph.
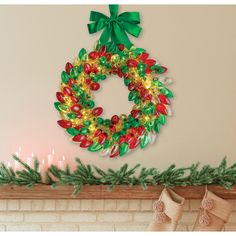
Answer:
[0,5,235,170]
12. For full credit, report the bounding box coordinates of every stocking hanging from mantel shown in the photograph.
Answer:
[147,187,185,231]
[192,188,232,231]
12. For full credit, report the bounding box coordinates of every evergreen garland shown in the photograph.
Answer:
[0,155,236,196]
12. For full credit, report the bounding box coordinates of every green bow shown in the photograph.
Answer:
[87,5,142,49]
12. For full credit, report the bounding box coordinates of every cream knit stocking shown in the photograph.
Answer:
[192,189,232,231]
[147,188,185,231]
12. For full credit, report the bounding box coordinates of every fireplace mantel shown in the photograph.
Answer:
[0,185,236,199]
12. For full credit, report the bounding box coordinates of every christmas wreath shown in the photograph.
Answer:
[54,5,173,157]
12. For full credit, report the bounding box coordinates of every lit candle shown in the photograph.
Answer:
[48,148,56,167]
[39,159,45,172]
[26,152,34,168]
[47,154,53,167]
[39,159,47,183]
[48,151,57,181]
[58,155,66,170]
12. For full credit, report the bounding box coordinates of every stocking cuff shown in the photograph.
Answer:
[161,188,185,222]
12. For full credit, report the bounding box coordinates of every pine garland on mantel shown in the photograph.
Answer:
[0,155,236,196]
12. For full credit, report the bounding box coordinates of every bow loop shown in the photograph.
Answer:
[89,11,108,22]
[118,12,141,23]
[87,5,142,49]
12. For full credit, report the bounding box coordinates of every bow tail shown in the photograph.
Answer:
[112,23,133,49]
[99,24,112,46]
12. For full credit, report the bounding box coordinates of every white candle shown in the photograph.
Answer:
[26,152,34,168]
[48,148,57,167]
[27,152,34,168]
[39,159,47,183]
[39,159,45,172]
[58,156,66,170]
[47,154,53,167]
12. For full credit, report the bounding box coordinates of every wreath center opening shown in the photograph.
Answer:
[93,75,133,118]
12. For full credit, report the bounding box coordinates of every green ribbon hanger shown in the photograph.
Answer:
[87,4,142,49]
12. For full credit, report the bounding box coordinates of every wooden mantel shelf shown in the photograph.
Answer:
[0,185,236,200]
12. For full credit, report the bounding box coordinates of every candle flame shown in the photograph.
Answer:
[52,149,55,155]
[62,155,65,161]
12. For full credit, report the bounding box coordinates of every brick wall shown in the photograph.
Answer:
[0,199,235,231]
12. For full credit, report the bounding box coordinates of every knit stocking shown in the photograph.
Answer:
[192,189,232,231]
[147,188,185,231]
